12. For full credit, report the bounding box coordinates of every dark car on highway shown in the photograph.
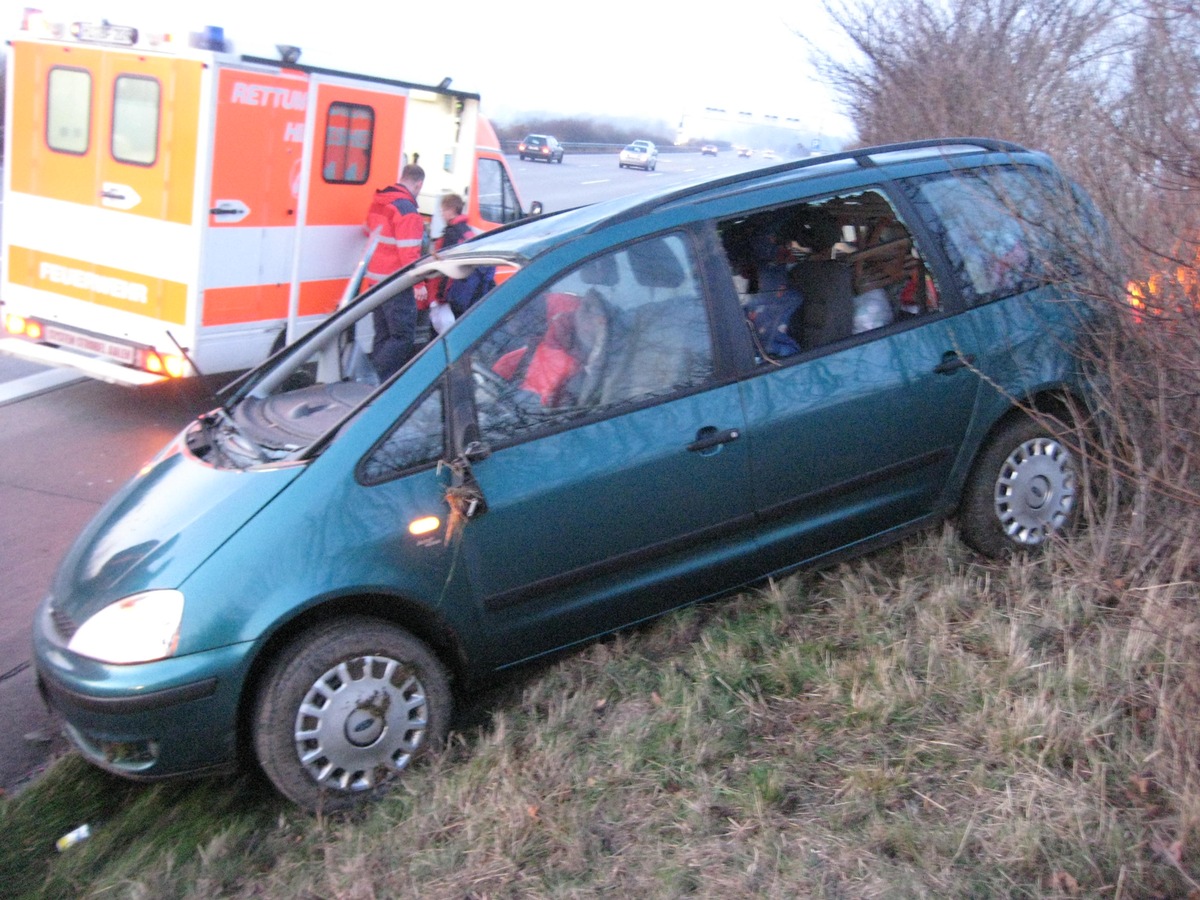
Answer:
[517,134,564,163]
[34,138,1108,813]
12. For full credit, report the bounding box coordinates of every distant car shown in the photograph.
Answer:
[737,147,753,158]
[762,149,778,161]
[619,141,658,171]
[701,144,719,156]
[518,134,564,163]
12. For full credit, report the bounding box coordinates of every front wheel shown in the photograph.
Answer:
[252,617,451,813]
[959,414,1079,557]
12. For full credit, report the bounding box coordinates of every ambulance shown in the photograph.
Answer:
[0,13,534,385]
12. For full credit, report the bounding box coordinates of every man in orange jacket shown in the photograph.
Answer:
[363,163,426,378]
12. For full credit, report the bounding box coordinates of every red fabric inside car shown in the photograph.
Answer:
[491,292,582,406]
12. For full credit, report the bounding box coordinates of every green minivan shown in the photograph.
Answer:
[34,139,1108,811]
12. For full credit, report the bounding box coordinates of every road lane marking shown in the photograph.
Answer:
[0,368,84,406]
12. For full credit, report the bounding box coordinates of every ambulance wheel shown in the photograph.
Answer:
[252,617,451,813]
[959,414,1079,557]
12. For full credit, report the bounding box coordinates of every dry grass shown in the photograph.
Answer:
[10,508,1200,897]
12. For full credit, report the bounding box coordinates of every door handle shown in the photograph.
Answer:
[688,427,741,453]
[933,351,975,375]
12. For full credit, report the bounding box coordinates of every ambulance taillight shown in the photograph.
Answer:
[4,314,42,341]
[141,350,187,379]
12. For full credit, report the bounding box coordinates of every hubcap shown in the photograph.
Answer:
[994,436,1077,545]
[293,654,429,793]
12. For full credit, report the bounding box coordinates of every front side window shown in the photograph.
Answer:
[470,233,715,445]
[47,67,91,154]
[719,189,944,363]
[904,166,1067,306]
[322,102,374,184]
[359,386,445,485]
[112,75,160,165]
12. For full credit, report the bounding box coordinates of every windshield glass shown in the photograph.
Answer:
[187,257,511,470]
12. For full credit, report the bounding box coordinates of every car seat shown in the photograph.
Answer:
[792,259,855,350]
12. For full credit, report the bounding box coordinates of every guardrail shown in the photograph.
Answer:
[499,141,697,155]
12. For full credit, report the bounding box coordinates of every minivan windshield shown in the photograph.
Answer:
[185,256,512,470]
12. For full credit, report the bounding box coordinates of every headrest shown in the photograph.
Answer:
[628,237,684,289]
[578,254,619,286]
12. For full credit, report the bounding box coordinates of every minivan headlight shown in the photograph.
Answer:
[67,590,184,664]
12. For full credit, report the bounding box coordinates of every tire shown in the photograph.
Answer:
[252,617,451,813]
[959,414,1079,557]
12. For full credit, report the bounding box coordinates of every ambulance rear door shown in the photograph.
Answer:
[3,34,206,382]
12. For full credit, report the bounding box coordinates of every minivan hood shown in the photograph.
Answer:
[50,429,303,618]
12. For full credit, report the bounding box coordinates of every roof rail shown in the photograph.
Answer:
[591,137,1030,233]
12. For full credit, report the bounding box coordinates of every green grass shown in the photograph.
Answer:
[5,525,1199,898]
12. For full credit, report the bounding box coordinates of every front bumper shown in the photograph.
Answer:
[34,603,257,780]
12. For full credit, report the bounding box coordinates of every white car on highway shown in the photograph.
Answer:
[619,141,658,171]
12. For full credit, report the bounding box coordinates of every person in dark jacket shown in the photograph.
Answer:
[363,164,425,378]
[429,194,495,326]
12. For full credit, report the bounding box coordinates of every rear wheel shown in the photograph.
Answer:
[252,617,451,813]
[959,414,1079,557]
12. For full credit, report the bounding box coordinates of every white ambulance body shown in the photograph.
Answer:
[0,16,529,384]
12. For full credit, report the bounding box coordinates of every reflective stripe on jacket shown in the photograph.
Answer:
[363,183,425,286]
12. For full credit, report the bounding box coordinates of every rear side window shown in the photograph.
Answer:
[904,166,1076,306]
[719,189,945,363]
[323,102,374,184]
[112,75,160,165]
[46,67,91,154]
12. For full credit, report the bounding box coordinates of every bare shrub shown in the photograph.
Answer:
[815,0,1200,881]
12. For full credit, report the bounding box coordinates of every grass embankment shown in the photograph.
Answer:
[3,524,1197,898]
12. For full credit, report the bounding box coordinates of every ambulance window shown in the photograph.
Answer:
[476,158,522,225]
[112,76,160,166]
[46,67,91,155]
[323,102,374,184]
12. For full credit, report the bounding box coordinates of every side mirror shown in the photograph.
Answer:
[528,201,544,217]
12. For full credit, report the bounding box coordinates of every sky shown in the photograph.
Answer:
[5,1,858,142]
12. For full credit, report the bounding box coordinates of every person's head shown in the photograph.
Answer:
[440,193,465,219]
[400,163,425,192]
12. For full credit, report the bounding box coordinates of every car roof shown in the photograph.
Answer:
[452,137,1049,263]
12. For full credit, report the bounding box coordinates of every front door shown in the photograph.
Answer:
[456,233,756,668]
